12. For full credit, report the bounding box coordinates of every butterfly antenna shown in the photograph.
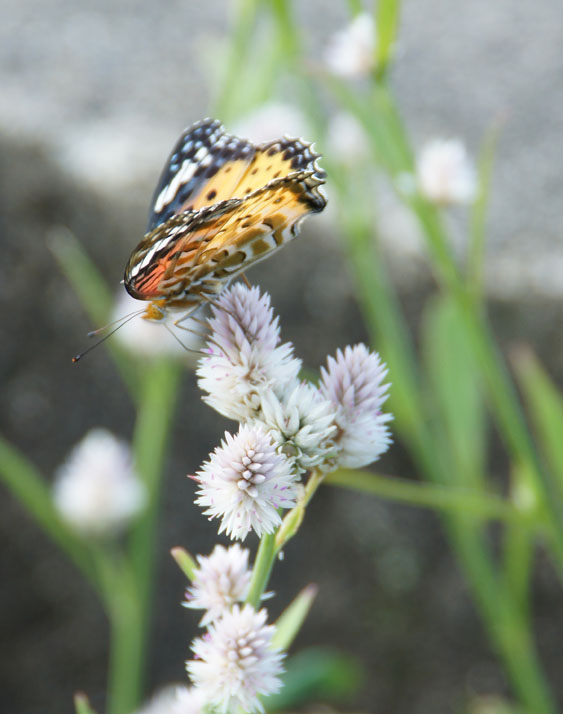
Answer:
[86,309,145,338]
[72,311,144,363]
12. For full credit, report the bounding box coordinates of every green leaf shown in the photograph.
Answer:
[264,647,363,710]
[514,348,563,496]
[273,584,318,651]
[74,692,98,714]
[375,0,402,74]
[170,547,197,581]
[47,226,141,398]
[422,295,486,488]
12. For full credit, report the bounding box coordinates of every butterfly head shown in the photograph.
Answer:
[142,302,167,322]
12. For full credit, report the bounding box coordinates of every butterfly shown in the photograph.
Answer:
[124,117,327,324]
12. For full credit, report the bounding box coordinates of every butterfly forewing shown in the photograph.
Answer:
[148,119,255,230]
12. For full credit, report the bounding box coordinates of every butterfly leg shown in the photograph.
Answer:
[241,273,252,289]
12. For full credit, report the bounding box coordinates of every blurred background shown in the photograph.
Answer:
[1,1,563,713]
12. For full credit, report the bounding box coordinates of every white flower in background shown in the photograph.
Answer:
[416,138,477,205]
[257,382,337,473]
[324,12,377,78]
[112,291,202,360]
[320,344,392,468]
[232,101,310,144]
[53,428,146,536]
[135,685,205,714]
[187,604,284,714]
[326,111,370,165]
[184,543,251,625]
[194,424,298,540]
[197,284,301,422]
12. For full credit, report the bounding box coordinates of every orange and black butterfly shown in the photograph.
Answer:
[124,118,327,324]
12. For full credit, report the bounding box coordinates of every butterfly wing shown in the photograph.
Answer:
[128,120,327,309]
[147,118,255,230]
[125,199,243,301]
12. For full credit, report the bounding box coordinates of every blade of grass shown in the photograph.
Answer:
[422,295,486,488]
[0,434,98,588]
[468,122,501,300]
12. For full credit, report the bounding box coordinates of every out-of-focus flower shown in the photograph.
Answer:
[232,102,310,144]
[194,424,298,540]
[320,344,392,468]
[187,605,284,714]
[197,284,301,422]
[184,543,251,625]
[53,428,146,536]
[257,382,337,473]
[325,111,370,165]
[135,685,205,714]
[111,291,202,360]
[416,139,477,205]
[324,13,377,78]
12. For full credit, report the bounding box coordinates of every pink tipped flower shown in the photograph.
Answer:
[320,344,392,468]
[257,382,337,473]
[197,284,301,422]
[186,604,284,714]
[416,139,477,205]
[184,544,251,625]
[53,428,146,536]
[194,424,298,540]
[135,685,206,714]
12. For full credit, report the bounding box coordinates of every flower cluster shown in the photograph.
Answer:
[183,543,251,625]
[187,604,284,714]
[416,138,477,205]
[194,283,392,541]
[180,544,283,714]
[53,428,146,536]
[323,12,377,78]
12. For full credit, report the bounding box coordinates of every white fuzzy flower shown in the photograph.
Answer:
[135,685,205,714]
[257,382,337,472]
[53,428,146,536]
[324,13,377,78]
[195,424,298,540]
[416,139,477,205]
[232,102,310,144]
[320,344,392,468]
[197,284,301,422]
[184,543,251,625]
[187,605,284,714]
[112,291,202,360]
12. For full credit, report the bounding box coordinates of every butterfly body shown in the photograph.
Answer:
[124,118,326,322]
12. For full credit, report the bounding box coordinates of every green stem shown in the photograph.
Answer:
[213,0,263,122]
[106,361,179,713]
[246,532,277,609]
[106,563,143,714]
[326,469,539,527]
